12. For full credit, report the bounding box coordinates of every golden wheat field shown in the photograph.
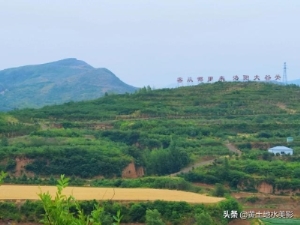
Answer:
[0,185,224,203]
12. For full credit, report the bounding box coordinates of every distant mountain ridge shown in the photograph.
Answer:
[0,58,137,111]
[288,79,300,85]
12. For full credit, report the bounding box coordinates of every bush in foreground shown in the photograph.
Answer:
[38,175,122,225]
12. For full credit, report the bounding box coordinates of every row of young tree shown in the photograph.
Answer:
[9,82,300,123]
[1,127,195,177]
[182,153,300,192]
[1,145,190,178]
[3,174,202,194]
[1,125,298,179]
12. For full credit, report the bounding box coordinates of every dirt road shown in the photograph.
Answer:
[170,141,241,176]
[224,141,242,156]
[170,159,216,176]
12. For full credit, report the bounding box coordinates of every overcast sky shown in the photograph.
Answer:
[0,0,299,88]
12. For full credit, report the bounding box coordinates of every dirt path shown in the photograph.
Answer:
[225,141,242,156]
[170,141,242,176]
[170,159,216,176]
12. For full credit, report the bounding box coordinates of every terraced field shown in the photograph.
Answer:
[0,185,224,203]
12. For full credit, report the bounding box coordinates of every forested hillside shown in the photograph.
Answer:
[0,58,137,111]
[1,81,300,181]
[12,81,300,120]
[1,81,300,224]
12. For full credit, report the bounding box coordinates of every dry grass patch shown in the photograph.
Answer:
[0,185,224,204]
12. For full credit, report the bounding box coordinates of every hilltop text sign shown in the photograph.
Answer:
[177,74,281,84]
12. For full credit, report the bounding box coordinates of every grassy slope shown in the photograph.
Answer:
[9,82,300,128]
[1,82,300,180]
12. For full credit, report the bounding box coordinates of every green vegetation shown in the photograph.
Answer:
[1,82,300,223]
[260,218,300,224]
[1,82,300,181]
[3,175,202,193]
[0,198,241,225]
[38,175,121,225]
[145,209,165,225]
[213,183,227,197]
[90,176,201,192]
[182,151,300,192]
[0,58,137,111]
[0,171,6,184]
[11,81,300,120]
[0,170,241,225]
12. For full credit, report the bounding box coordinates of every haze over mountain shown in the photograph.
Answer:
[0,58,137,111]
[288,79,300,86]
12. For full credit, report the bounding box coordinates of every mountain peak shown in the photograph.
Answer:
[0,59,137,111]
[44,58,94,69]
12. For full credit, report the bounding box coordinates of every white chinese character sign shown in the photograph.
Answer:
[177,77,183,83]
[187,77,193,85]
[265,75,271,81]
[243,75,249,81]
[176,74,282,85]
[208,76,213,82]
[254,75,260,81]
[275,74,281,80]
[197,77,203,83]
[219,76,225,82]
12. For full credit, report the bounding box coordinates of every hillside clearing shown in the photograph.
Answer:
[0,185,224,203]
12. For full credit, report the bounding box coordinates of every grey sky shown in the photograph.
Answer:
[1,0,299,88]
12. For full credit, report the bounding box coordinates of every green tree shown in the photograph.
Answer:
[38,174,122,225]
[0,137,8,146]
[0,171,7,184]
[194,212,213,225]
[262,152,272,161]
[5,159,16,171]
[218,198,242,221]
[213,183,226,197]
[219,158,230,181]
[292,168,300,178]
[145,209,165,225]
[146,85,152,92]
[129,203,145,222]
